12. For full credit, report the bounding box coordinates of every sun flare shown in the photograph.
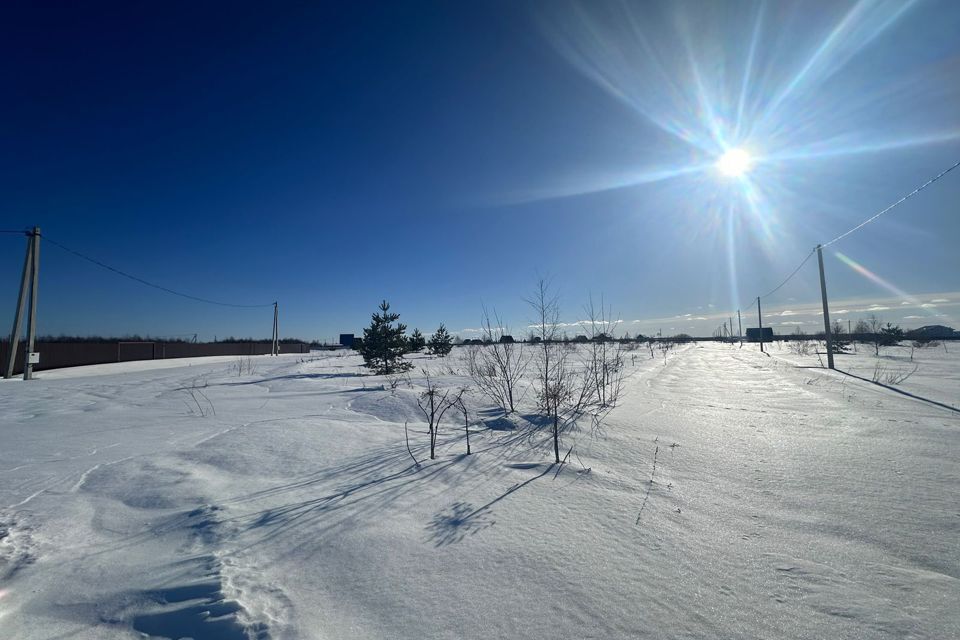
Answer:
[717,148,752,177]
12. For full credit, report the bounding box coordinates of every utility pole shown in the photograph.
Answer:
[272,302,279,356]
[729,316,733,342]
[5,231,33,378]
[4,227,40,380]
[816,244,835,369]
[757,296,764,353]
[737,309,742,346]
[24,228,40,380]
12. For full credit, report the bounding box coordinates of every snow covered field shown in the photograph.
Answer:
[1,343,957,639]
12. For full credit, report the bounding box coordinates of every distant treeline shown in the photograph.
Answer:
[214,337,312,344]
[14,335,312,344]
[459,333,696,345]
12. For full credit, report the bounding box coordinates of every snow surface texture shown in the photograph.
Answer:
[0,344,957,639]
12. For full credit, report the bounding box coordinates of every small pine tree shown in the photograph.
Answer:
[879,323,903,347]
[408,328,426,352]
[357,301,413,374]
[831,320,850,354]
[428,323,454,357]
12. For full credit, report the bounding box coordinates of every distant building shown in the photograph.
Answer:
[745,327,773,342]
[905,325,957,340]
[339,333,355,347]
[499,335,515,343]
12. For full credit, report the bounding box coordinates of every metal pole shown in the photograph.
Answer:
[23,227,41,380]
[4,232,33,378]
[817,244,835,370]
[757,297,764,353]
[737,310,742,346]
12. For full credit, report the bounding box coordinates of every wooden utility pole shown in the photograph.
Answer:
[4,227,40,380]
[817,245,835,369]
[757,296,764,353]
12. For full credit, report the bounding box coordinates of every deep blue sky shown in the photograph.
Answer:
[2,0,959,341]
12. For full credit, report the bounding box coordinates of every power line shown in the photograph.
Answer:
[823,158,960,247]
[759,248,816,300]
[739,248,815,310]
[43,236,275,308]
[0,229,29,234]
[736,158,960,314]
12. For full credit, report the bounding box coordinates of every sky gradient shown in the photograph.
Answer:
[2,0,959,341]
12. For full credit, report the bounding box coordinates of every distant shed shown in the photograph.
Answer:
[745,327,773,342]
[339,333,355,347]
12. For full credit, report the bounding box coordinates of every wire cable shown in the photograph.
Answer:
[43,236,275,308]
[758,248,816,299]
[738,247,816,313]
[736,158,960,314]
[823,158,960,247]
[0,229,29,234]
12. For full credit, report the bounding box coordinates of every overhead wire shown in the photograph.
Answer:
[822,158,960,247]
[737,157,960,313]
[42,235,275,308]
[15,158,960,324]
[738,249,814,312]
[759,248,816,300]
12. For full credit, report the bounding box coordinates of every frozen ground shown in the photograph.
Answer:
[0,343,957,639]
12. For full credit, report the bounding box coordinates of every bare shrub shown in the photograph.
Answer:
[387,371,411,395]
[580,295,625,409]
[466,307,528,413]
[910,339,940,361]
[181,377,215,417]
[789,340,811,356]
[657,340,675,364]
[871,361,918,385]
[527,279,565,463]
[233,357,257,376]
[525,279,598,464]
[416,369,464,460]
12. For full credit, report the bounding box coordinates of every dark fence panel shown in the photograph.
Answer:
[118,342,155,362]
[0,341,310,374]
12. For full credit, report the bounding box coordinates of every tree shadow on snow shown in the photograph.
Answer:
[217,442,482,555]
[425,463,554,547]
[425,501,496,546]
[482,415,516,431]
[65,414,565,568]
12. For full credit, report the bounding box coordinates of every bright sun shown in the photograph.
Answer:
[717,148,752,177]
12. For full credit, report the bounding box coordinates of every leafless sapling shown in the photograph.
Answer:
[416,369,464,460]
[580,294,625,409]
[525,279,594,464]
[455,390,472,455]
[466,306,529,413]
